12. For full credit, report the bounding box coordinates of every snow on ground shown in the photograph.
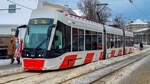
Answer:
[93,51,150,84]
[0,46,150,84]
[0,57,22,66]
[0,59,10,63]
[0,59,10,66]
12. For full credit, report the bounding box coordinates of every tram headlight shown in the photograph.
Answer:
[39,54,42,57]
[27,54,29,57]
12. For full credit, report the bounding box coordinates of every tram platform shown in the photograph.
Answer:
[0,59,22,77]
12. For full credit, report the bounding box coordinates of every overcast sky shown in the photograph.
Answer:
[45,0,150,22]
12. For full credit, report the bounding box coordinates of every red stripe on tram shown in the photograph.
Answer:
[59,55,77,69]
[84,53,94,64]
[65,14,68,16]
[118,49,122,56]
[129,48,132,53]
[124,48,127,55]
[99,51,103,60]
[111,50,116,58]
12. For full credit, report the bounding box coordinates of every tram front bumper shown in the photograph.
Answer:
[23,59,45,70]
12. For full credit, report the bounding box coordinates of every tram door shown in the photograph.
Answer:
[15,25,27,61]
[53,30,62,49]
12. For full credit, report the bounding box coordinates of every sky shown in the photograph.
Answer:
[45,0,150,22]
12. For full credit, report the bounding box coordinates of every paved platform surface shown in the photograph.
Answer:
[119,54,150,84]
[0,63,21,71]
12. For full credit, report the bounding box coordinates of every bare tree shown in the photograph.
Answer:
[113,15,127,55]
[96,5,111,24]
[77,0,111,23]
[129,0,133,3]
[113,15,125,28]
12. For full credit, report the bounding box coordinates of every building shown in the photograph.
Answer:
[126,19,148,32]
[0,0,39,35]
[134,28,150,44]
[0,0,75,35]
[43,2,76,15]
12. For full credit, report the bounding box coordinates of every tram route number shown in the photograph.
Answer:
[29,18,53,25]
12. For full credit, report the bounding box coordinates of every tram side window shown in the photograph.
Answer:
[131,37,134,46]
[128,37,130,46]
[120,36,123,47]
[72,28,79,51]
[97,32,102,50]
[107,33,111,49]
[128,37,130,47]
[118,35,121,48]
[129,37,133,46]
[85,30,92,50]
[79,29,84,51]
[110,34,114,48]
[63,25,71,51]
[125,36,129,47]
[51,21,71,51]
[115,35,118,48]
[91,32,97,50]
[125,36,127,47]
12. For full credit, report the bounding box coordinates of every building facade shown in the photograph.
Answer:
[0,0,76,35]
[126,19,148,32]
[0,0,39,35]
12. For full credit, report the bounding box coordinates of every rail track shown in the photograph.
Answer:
[0,52,149,84]
[60,52,150,84]
[0,71,43,84]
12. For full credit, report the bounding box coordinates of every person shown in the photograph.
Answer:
[15,38,21,64]
[8,37,16,64]
[139,42,143,50]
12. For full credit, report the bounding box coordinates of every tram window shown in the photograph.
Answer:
[51,21,71,51]
[120,36,123,47]
[129,37,131,46]
[85,30,92,50]
[72,28,79,51]
[129,37,133,46]
[63,25,71,51]
[118,35,121,48]
[115,35,118,48]
[91,32,97,50]
[131,37,134,46]
[97,32,102,50]
[125,37,129,47]
[128,37,130,46]
[107,34,111,49]
[79,29,84,51]
[125,36,127,46]
[110,34,114,48]
[127,37,130,47]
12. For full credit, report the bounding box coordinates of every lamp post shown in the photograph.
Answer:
[96,3,108,59]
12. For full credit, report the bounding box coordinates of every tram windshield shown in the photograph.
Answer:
[24,18,54,49]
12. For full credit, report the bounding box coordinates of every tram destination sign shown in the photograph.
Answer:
[29,18,54,25]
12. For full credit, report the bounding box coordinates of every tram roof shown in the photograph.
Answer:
[30,8,133,37]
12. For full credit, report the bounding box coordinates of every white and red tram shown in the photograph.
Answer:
[22,8,134,70]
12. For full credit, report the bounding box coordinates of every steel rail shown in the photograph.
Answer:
[60,52,150,84]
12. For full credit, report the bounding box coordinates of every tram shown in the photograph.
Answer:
[22,8,134,70]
